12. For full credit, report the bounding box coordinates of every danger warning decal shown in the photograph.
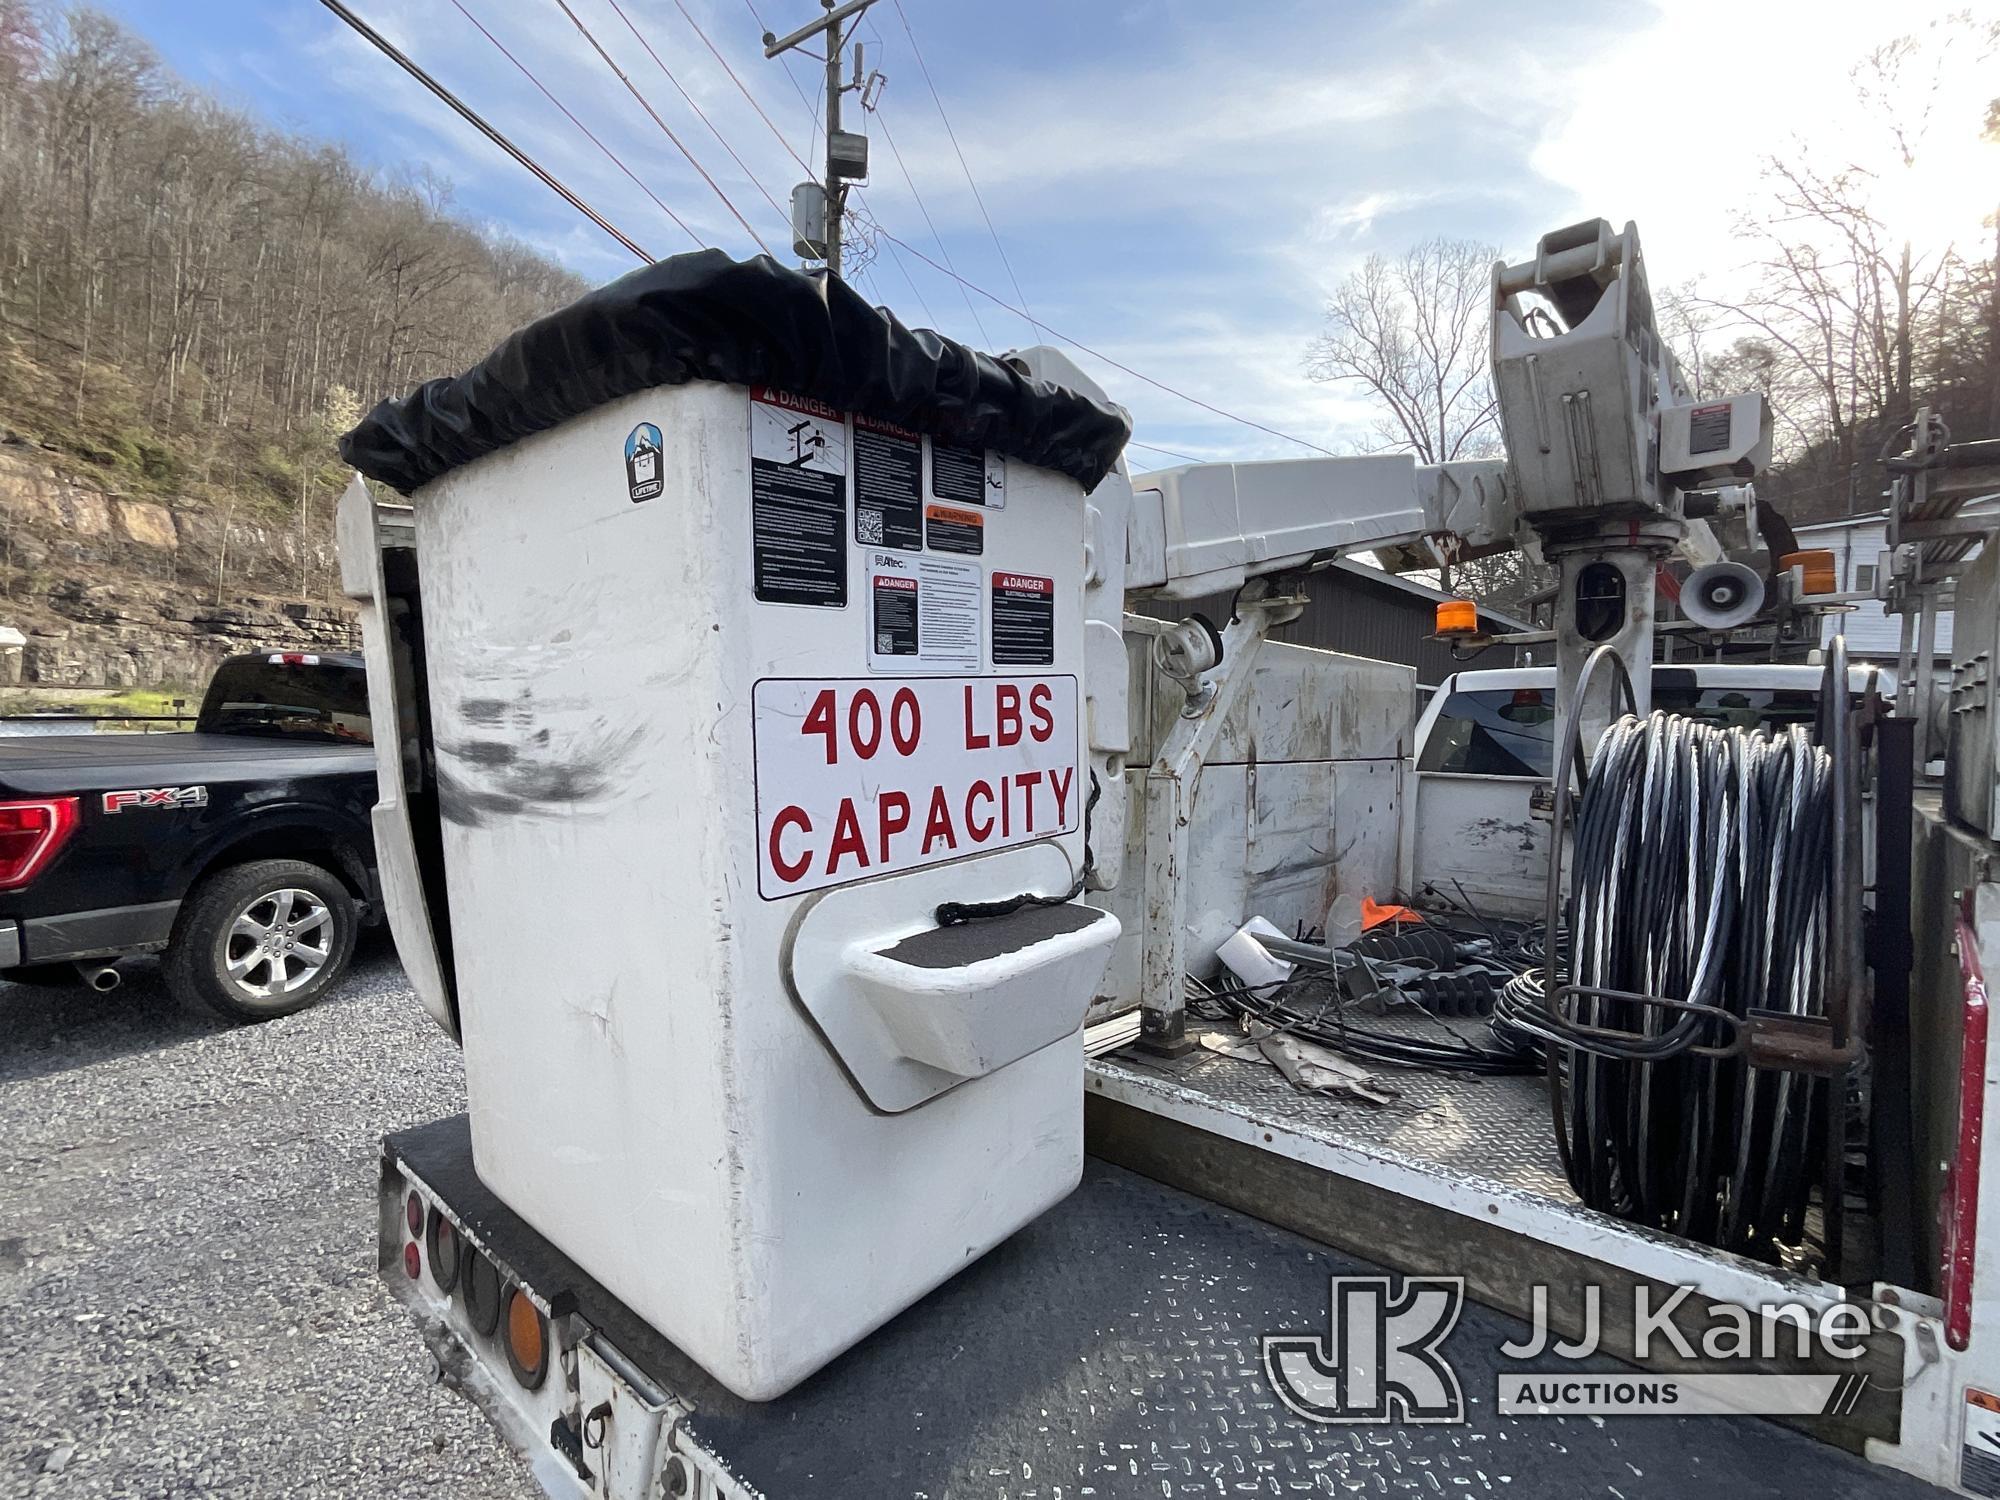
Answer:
[750,386,848,608]
[991,572,1054,666]
[752,675,1079,899]
[866,551,979,672]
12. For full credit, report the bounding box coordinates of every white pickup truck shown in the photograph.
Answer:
[1406,662,1888,916]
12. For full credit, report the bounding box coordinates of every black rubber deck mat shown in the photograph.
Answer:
[385,1113,1940,1499]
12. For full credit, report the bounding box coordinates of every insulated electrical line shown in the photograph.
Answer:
[1127,439,1205,465]
[679,0,817,176]
[1534,712,1835,1259]
[330,0,1333,462]
[313,0,653,262]
[599,0,795,233]
[875,231,942,331]
[553,0,773,254]
[888,0,1040,343]
[738,0,825,160]
[870,108,993,346]
[877,229,1340,458]
[445,0,703,248]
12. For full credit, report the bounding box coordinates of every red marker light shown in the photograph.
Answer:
[406,1190,424,1237]
[403,1241,422,1279]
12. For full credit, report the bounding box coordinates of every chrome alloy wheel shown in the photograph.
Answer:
[223,887,333,1000]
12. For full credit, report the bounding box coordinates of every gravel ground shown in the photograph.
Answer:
[0,938,534,1499]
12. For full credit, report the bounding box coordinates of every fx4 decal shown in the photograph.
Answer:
[102,786,208,814]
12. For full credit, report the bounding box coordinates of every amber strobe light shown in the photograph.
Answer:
[1781,549,1838,596]
[1434,599,1480,637]
[503,1286,549,1390]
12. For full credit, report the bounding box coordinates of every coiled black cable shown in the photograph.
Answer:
[1538,711,1832,1259]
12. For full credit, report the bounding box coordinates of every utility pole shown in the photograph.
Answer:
[764,0,877,278]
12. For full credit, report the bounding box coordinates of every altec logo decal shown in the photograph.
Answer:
[102,786,208,814]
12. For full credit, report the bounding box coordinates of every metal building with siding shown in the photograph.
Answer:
[1136,557,1526,689]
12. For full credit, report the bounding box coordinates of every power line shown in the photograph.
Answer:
[671,0,815,177]
[1128,439,1205,465]
[445,0,703,248]
[877,228,1338,457]
[740,0,823,161]
[888,0,1038,343]
[314,0,652,262]
[553,0,772,254]
[328,0,1326,459]
[875,229,942,331]
[600,0,793,233]
[869,106,992,346]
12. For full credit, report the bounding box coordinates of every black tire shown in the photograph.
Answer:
[164,858,358,1022]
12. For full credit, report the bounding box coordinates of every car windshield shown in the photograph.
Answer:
[1416,682,1823,778]
[197,660,370,744]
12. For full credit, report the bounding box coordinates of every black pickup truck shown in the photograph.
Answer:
[0,652,377,1019]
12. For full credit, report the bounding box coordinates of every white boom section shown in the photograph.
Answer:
[1124,454,1510,602]
[1017,347,1513,899]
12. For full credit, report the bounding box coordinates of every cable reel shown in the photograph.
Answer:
[1531,640,1866,1263]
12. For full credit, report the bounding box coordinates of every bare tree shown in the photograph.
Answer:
[0,3,590,608]
[1695,14,2000,517]
[1305,238,1553,615]
[1306,238,1500,462]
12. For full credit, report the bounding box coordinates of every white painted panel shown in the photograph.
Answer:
[410,378,1095,1401]
[1409,771,1550,917]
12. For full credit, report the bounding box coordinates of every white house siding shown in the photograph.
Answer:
[1795,514,1964,662]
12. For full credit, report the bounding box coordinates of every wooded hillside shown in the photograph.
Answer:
[0,3,585,533]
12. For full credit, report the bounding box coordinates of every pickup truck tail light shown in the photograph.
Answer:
[0,797,80,891]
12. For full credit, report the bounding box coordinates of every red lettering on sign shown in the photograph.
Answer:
[966,780,995,841]
[963,686,990,749]
[1028,682,1053,743]
[996,684,1022,746]
[1017,769,1043,829]
[878,790,911,862]
[849,689,882,759]
[769,807,813,882]
[803,690,838,765]
[753,386,842,421]
[890,688,921,755]
[922,786,957,854]
[826,801,869,875]
[1050,766,1075,824]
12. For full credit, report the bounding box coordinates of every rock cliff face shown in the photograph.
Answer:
[0,441,357,690]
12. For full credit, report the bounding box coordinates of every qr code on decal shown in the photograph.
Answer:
[876,632,895,653]
[857,508,885,544]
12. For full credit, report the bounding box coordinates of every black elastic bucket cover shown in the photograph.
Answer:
[338,250,1132,496]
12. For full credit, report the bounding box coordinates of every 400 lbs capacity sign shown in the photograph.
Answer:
[752,675,1079,898]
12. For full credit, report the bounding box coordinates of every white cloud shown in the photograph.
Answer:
[1530,0,1999,295]
[255,0,1996,465]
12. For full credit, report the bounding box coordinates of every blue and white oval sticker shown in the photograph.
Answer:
[625,422,663,503]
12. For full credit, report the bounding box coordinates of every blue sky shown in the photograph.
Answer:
[94,0,1994,466]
